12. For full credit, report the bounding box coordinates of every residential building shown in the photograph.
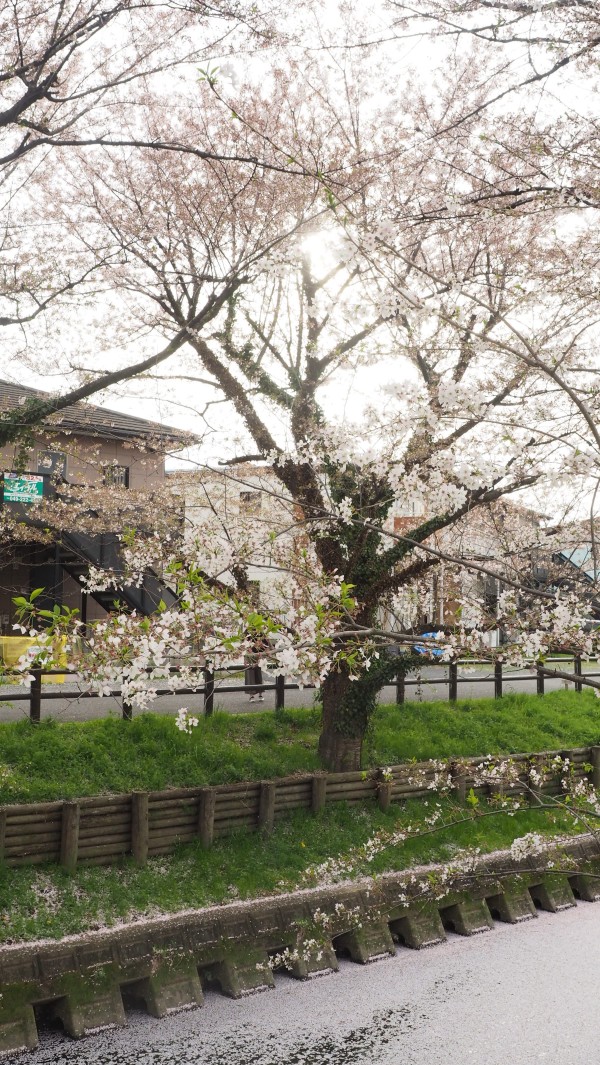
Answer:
[389,497,549,639]
[0,379,185,632]
[170,463,305,611]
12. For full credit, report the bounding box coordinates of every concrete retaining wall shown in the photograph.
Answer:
[2,834,599,1056]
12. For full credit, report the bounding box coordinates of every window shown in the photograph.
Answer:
[37,450,66,480]
[103,464,129,488]
[483,576,499,615]
[239,490,262,515]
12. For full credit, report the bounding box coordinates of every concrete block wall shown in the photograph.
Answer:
[1,834,599,1056]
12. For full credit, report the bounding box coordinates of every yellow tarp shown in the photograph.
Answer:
[0,636,66,683]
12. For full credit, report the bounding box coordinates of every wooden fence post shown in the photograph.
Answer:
[527,757,544,806]
[591,747,600,790]
[377,774,392,812]
[60,801,80,873]
[275,674,285,714]
[131,791,149,866]
[395,673,405,705]
[574,656,583,693]
[448,661,458,702]
[0,809,7,863]
[204,669,215,716]
[494,661,503,699]
[197,787,216,847]
[258,781,276,833]
[30,667,42,723]
[536,663,545,696]
[451,762,467,802]
[311,774,327,813]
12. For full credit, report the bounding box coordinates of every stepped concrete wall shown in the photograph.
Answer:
[2,834,599,1056]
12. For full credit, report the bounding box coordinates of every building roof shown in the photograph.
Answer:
[0,379,190,446]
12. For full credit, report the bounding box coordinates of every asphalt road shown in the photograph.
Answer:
[1,664,598,723]
[19,897,600,1065]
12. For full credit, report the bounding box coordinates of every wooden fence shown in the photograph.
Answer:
[3,655,600,722]
[3,665,297,722]
[1,745,598,872]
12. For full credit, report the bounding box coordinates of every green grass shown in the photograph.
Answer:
[370,689,600,763]
[0,708,322,804]
[0,797,583,944]
[1,690,597,946]
[1,690,600,804]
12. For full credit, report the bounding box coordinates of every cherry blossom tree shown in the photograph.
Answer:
[368,0,600,219]
[11,71,600,767]
[6,10,600,771]
[0,0,312,447]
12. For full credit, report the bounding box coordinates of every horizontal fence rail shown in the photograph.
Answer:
[0,744,598,871]
[1,656,599,722]
[397,656,600,703]
[0,665,317,722]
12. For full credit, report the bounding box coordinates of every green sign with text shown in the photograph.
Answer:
[3,473,44,504]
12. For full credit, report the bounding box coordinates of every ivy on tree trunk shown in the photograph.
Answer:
[319,650,423,771]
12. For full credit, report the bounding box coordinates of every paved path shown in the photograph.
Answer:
[1,664,597,722]
[20,899,600,1064]
[1,664,596,724]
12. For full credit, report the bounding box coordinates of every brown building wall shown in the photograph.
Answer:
[0,433,165,490]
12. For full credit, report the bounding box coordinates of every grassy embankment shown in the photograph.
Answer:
[1,689,599,943]
[2,689,600,804]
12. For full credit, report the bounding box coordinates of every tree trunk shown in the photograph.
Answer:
[318,651,423,772]
[319,667,364,771]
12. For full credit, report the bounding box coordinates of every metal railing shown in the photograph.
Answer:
[0,655,598,722]
[395,655,600,702]
[0,665,318,722]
